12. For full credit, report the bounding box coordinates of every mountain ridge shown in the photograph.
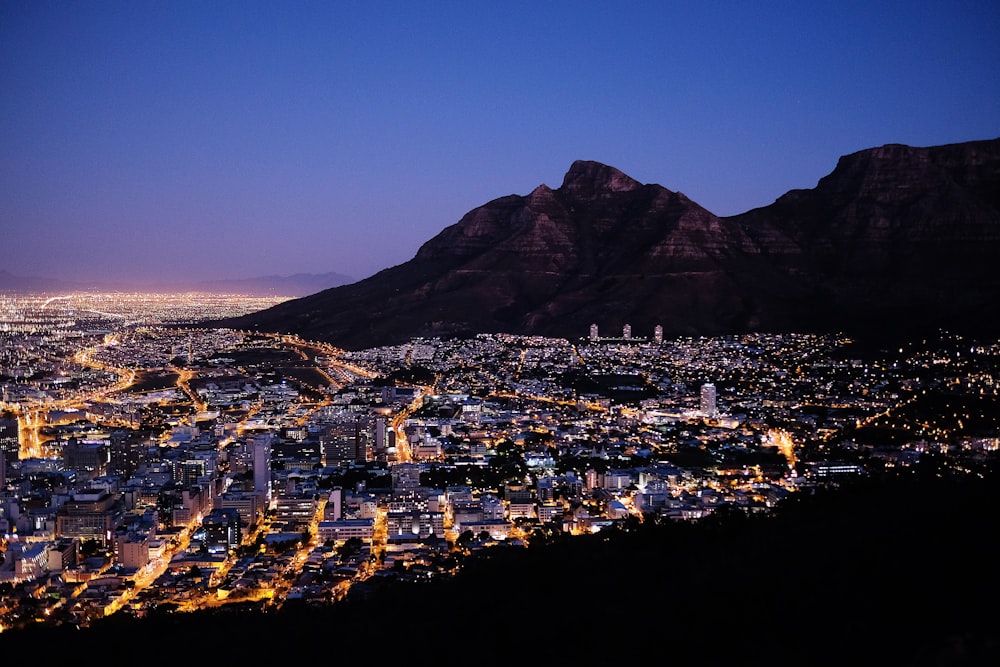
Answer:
[216,138,1000,349]
[0,271,354,297]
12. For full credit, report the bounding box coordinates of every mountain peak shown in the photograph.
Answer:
[560,160,642,194]
[218,138,1000,349]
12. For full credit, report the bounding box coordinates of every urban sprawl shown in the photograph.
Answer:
[0,292,998,631]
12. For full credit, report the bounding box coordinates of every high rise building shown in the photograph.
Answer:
[320,417,371,466]
[202,507,242,551]
[589,323,599,341]
[253,432,273,506]
[325,486,344,521]
[375,417,387,455]
[654,325,663,343]
[700,383,717,418]
[623,324,632,339]
[175,458,207,487]
[63,438,109,480]
[108,429,147,479]
[56,488,122,545]
[0,417,19,467]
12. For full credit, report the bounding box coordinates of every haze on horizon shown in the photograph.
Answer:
[2,1,998,288]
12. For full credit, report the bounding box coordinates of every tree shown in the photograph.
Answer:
[620,513,644,532]
[337,537,363,558]
[529,527,552,547]
[701,503,752,531]
[80,538,103,558]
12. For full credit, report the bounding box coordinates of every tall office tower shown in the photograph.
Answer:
[325,486,344,520]
[0,417,19,467]
[319,417,370,466]
[253,432,273,505]
[589,323,599,341]
[356,416,373,462]
[654,325,663,343]
[108,429,145,479]
[700,383,718,417]
[355,417,366,461]
[176,458,207,486]
[202,507,242,551]
[375,417,387,455]
[623,324,632,339]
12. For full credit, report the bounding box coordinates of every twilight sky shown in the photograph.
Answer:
[2,1,999,287]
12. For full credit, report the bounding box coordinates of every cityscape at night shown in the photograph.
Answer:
[3,2,999,663]
[0,291,998,660]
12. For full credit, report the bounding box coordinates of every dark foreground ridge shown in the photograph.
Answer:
[13,463,1000,665]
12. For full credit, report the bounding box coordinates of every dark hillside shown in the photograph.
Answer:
[15,462,999,665]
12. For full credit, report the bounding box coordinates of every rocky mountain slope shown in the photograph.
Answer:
[733,139,1000,334]
[218,138,1000,349]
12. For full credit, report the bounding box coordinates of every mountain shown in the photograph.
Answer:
[190,272,354,297]
[732,138,1000,335]
[218,138,1000,349]
[0,270,90,293]
[0,271,353,296]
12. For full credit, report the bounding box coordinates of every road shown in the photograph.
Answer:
[15,334,137,457]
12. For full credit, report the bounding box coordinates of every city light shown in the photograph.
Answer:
[0,294,998,632]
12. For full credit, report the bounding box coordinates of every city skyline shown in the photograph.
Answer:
[3,1,999,286]
[0,287,997,656]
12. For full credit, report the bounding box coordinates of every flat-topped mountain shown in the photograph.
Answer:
[733,138,1000,335]
[218,138,1000,349]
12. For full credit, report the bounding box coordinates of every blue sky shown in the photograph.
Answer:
[2,1,998,285]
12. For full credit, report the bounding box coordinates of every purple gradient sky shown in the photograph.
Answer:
[2,1,999,286]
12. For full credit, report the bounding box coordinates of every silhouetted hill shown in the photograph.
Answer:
[0,270,89,293]
[14,464,1000,665]
[189,272,353,297]
[217,138,1000,349]
[0,271,353,296]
